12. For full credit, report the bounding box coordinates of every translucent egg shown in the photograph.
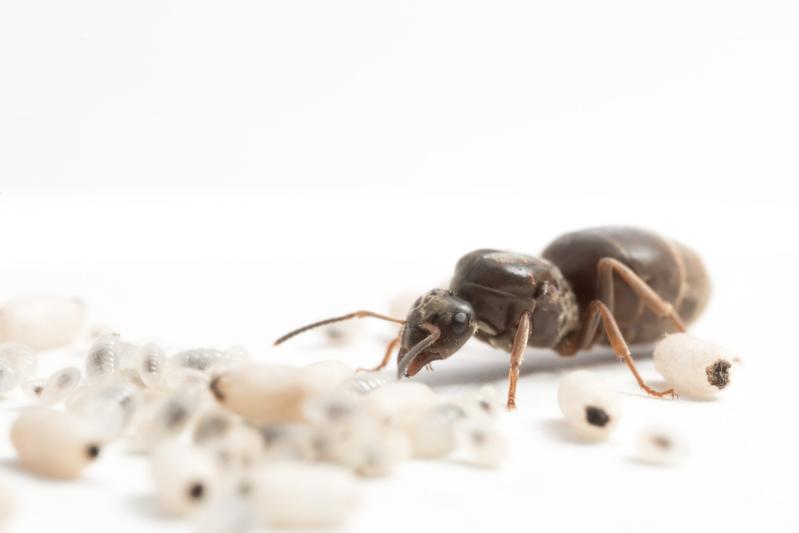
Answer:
[71,382,141,439]
[338,373,388,395]
[169,347,247,374]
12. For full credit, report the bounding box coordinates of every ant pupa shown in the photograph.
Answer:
[251,462,362,529]
[40,366,82,405]
[0,295,86,350]
[150,442,220,516]
[654,333,736,398]
[85,333,122,382]
[137,343,166,387]
[557,370,623,441]
[10,408,103,479]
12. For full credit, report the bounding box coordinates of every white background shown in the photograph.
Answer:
[1,1,797,532]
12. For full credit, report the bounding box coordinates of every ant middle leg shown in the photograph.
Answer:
[356,332,402,373]
[597,257,687,333]
[562,300,676,399]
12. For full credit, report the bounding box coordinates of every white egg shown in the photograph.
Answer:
[654,333,736,398]
[251,462,361,529]
[150,442,220,516]
[10,408,103,479]
[0,295,86,350]
[635,426,690,466]
[557,370,622,441]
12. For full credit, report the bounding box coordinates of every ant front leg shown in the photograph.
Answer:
[567,300,676,399]
[356,330,402,373]
[506,312,532,410]
[597,258,687,333]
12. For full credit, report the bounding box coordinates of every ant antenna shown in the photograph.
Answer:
[273,310,405,346]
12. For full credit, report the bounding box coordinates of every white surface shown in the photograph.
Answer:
[1,1,798,532]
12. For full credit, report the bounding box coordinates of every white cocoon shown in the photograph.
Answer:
[557,370,622,441]
[10,408,102,479]
[654,333,735,398]
[251,462,361,529]
[0,296,86,350]
[150,443,220,516]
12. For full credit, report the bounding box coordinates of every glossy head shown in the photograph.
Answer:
[397,289,477,378]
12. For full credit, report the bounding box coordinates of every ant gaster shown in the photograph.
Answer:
[274,227,711,409]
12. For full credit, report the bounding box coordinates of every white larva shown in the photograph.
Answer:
[251,462,361,529]
[0,356,20,394]
[454,419,509,468]
[407,402,467,458]
[150,442,220,516]
[40,366,82,404]
[85,333,122,381]
[169,346,248,374]
[635,426,690,466]
[0,343,37,380]
[0,295,86,350]
[137,343,166,387]
[654,333,736,398]
[557,370,623,441]
[10,408,103,479]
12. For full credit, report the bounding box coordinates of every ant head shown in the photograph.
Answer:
[397,289,476,378]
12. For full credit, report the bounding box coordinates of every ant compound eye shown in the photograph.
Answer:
[451,312,469,334]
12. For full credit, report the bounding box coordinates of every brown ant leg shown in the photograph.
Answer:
[506,312,532,411]
[569,300,676,399]
[356,331,402,373]
[597,258,686,333]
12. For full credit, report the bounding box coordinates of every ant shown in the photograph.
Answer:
[274,227,710,409]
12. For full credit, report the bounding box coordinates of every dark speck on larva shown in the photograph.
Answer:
[585,406,610,427]
[706,359,731,389]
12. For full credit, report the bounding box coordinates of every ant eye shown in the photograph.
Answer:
[451,312,469,334]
